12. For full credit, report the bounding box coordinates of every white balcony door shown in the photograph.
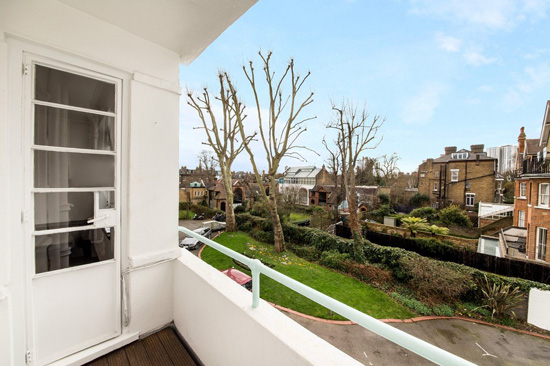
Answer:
[25,56,122,365]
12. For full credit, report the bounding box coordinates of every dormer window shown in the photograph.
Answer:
[451,152,469,159]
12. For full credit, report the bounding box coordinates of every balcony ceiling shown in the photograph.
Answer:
[59,0,257,65]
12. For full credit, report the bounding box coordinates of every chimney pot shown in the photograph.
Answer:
[470,144,484,153]
[444,146,457,155]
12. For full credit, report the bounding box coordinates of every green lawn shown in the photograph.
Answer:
[179,210,195,220]
[201,232,415,320]
[289,212,310,222]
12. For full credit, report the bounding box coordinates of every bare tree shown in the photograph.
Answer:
[326,100,384,242]
[230,51,315,252]
[197,149,218,185]
[187,73,255,232]
[322,137,344,215]
[280,185,300,219]
[375,153,400,185]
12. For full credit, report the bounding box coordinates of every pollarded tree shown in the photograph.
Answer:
[230,51,316,253]
[187,73,255,232]
[326,100,384,242]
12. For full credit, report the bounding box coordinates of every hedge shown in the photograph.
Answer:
[235,213,550,296]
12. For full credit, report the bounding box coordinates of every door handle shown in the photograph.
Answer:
[87,214,110,224]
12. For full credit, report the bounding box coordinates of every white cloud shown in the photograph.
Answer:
[518,63,550,93]
[463,50,497,66]
[434,32,462,52]
[401,85,446,125]
[478,85,494,92]
[410,0,550,30]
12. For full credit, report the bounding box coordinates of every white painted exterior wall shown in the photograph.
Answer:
[0,1,181,363]
[173,251,362,366]
[528,288,550,331]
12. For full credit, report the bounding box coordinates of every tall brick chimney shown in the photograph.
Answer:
[470,144,484,153]
[518,126,526,154]
[444,146,457,155]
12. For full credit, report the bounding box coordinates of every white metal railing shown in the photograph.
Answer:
[179,226,476,366]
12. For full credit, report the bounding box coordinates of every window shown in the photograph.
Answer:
[539,183,549,207]
[537,227,548,261]
[519,182,527,198]
[517,210,525,227]
[434,171,439,178]
[465,193,475,207]
[451,169,459,182]
[433,182,438,191]
[451,152,469,159]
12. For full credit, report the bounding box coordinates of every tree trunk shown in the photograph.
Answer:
[268,179,285,252]
[221,167,237,232]
[346,170,362,241]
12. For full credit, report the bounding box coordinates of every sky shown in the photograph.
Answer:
[179,0,550,173]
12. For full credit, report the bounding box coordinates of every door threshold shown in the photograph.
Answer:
[47,332,139,366]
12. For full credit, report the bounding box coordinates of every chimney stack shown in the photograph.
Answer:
[518,127,526,154]
[444,146,457,155]
[470,144,484,153]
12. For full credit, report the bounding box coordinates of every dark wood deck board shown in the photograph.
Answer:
[124,340,152,366]
[142,332,175,365]
[105,347,129,366]
[157,327,196,366]
[85,327,198,366]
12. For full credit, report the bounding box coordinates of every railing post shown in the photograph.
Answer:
[249,259,262,308]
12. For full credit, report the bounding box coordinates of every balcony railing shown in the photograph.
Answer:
[179,226,475,366]
[517,159,550,176]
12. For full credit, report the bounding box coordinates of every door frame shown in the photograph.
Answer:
[14,39,130,365]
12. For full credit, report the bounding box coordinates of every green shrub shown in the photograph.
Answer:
[432,304,454,317]
[320,250,351,271]
[371,204,394,218]
[250,201,270,218]
[438,205,472,227]
[234,205,246,214]
[478,274,524,319]
[378,193,390,205]
[398,255,474,302]
[409,193,430,207]
[401,216,429,237]
[409,207,438,221]
[391,293,432,315]
[288,244,320,261]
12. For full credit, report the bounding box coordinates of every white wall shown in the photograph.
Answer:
[0,1,181,362]
[528,288,550,331]
[173,251,362,366]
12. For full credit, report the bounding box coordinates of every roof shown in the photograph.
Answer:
[432,149,495,163]
[524,139,544,156]
[284,166,321,179]
[59,0,257,65]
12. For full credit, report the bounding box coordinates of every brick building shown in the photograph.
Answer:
[418,145,498,209]
[513,101,550,262]
[280,165,333,205]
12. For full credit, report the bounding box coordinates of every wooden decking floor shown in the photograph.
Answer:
[86,328,198,366]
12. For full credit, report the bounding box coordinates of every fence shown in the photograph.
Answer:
[365,231,550,284]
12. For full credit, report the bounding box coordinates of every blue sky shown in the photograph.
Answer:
[179,0,550,173]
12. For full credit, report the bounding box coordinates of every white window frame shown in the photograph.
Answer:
[519,182,527,198]
[517,210,525,227]
[465,193,475,207]
[536,227,548,261]
[451,169,459,182]
[538,183,549,207]
[433,182,438,191]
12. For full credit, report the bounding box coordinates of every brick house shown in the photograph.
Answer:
[513,101,550,262]
[417,145,498,209]
[179,180,208,205]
